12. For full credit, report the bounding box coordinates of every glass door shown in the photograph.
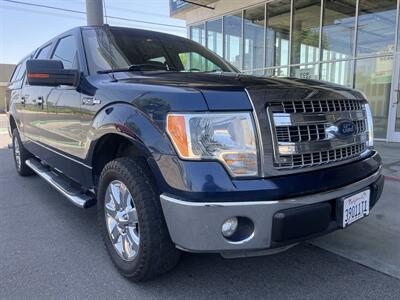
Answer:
[388,53,400,142]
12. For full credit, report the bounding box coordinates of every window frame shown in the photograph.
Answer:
[35,43,54,59]
[81,27,235,75]
[9,64,21,83]
[50,34,80,70]
[10,55,32,88]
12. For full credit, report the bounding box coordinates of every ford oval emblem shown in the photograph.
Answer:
[336,119,355,138]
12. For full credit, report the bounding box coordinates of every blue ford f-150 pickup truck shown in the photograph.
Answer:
[6,25,384,281]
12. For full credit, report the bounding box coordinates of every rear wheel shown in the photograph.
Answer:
[97,157,180,281]
[12,129,34,176]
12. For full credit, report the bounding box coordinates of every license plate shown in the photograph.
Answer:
[341,189,370,228]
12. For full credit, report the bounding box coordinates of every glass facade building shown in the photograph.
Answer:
[185,0,400,141]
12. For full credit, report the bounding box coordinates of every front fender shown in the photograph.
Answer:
[85,102,176,162]
[84,102,182,191]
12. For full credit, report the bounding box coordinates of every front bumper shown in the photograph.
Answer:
[160,167,384,254]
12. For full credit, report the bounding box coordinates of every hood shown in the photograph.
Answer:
[113,72,364,111]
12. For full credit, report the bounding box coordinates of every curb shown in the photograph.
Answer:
[384,175,400,182]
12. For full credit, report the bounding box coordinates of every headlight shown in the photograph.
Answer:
[364,103,374,147]
[166,112,259,177]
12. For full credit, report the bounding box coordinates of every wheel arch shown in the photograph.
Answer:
[9,114,17,133]
[91,133,154,186]
[85,102,177,191]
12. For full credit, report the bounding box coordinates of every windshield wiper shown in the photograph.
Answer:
[204,69,238,74]
[98,64,177,74]
[204,69,223,73]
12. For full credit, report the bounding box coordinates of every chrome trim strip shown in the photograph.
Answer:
[273,111,367,126]
[26,138,92,170]
[245,88,265,177]
[278,133,368,154]
[162,166,381,208]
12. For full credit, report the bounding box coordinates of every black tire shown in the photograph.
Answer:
[97,157,181,281]
[12,129,35,176]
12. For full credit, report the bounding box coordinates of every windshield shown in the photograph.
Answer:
[82,27,237,74]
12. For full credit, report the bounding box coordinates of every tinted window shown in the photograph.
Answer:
[224,13,242,69]
[179,52,222,72]
[17,61,27,81]
[320,60,353,87]
[9,59,27,84]
[10,64,21,82]
[355,56,393,138]
[321,0,356,60]
[52,35,78,69]
[190,23,205,46]
[36,44,52,59]
[206,18,223,57]
[357,0,397,55]
[266,0,291,68]
[243,5,265,71]
[291,0,321,64]
[82,28,234,74]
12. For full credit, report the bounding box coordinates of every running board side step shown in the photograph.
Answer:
[25,158,96,209]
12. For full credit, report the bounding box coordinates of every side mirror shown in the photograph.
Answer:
[26,59,79,87]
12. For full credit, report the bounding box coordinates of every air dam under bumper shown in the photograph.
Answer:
[160,168,384,254]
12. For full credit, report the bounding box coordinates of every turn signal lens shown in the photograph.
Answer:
[221,152,257,175]
[27,73,49,78]
[166,115,189,157]
[166,113,259,177]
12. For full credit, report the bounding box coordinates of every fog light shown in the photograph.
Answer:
[222,217,238,238]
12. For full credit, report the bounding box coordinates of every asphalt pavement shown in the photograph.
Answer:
[1,147,400,299]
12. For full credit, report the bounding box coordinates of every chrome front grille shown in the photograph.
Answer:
[275,119,367,143]
[269,99,370,171]
[276,143,367,169]
[271,99,363,113]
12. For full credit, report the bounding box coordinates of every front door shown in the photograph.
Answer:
[388,53,400,142]
[41,86,83,158]
[40,34,83,158]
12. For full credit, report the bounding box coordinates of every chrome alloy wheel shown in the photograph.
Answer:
[13,135,21,170]
[105,180,140,261]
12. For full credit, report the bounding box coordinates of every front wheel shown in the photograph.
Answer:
[97,157,180,281]
[12,129,34,176]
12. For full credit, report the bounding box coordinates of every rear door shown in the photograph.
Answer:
[21,32,89,186]
[9,56,34,141]
[7,63,24,132]
[21,43,53,142]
